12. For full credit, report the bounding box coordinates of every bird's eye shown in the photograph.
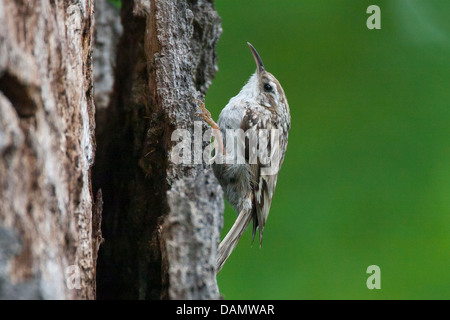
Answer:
[263,83,273,92]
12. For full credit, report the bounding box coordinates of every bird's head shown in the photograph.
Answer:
[242,43,288,117]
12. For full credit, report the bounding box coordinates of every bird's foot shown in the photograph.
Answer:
[194,99,219,130]
[194,99,226,158]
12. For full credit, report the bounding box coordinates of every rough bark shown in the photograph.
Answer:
[94,0,223,299]
[0,0,97,299]
[164,170,223,299]
[93,0,123,113]
[0,0,222,300]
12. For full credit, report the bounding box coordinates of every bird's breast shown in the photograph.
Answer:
[218,101,247,131]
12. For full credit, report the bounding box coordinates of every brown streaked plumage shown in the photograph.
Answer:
[197,42,290,272]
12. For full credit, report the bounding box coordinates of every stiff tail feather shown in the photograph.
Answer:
[216,194,254,273]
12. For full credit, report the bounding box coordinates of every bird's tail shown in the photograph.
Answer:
[216,194,254,273]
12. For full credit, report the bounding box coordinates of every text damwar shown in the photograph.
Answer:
[176,304,275,317]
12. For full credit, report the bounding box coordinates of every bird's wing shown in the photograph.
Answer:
[241,107,281,246]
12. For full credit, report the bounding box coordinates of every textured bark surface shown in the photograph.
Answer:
[164,170,223,299]
[94,0,223,299]
[93,0,123,113]
[0,0,97,299]
[1,0,222,300]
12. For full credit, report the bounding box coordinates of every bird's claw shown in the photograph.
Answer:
[192,98,226,157]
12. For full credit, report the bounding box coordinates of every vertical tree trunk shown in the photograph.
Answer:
[94,0,223,300]
[1,0,222,300]
[0,0,98,299]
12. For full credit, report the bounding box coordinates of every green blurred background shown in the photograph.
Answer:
[206,0,450,299]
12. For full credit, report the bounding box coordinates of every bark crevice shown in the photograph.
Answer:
[94,0,223,300]
[0,0,222,300]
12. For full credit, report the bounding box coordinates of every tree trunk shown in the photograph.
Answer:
[94,0,223,300]
[0,0,98,299]
[0,0,222,300]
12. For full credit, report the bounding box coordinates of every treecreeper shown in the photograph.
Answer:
[197,42,291,272]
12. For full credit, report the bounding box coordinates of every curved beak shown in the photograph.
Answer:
[247,42,265,74]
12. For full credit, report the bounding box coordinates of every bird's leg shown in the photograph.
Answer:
[194,99,226,158]
[194,99,218,129]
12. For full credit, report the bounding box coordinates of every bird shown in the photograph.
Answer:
[196,42,290,272]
